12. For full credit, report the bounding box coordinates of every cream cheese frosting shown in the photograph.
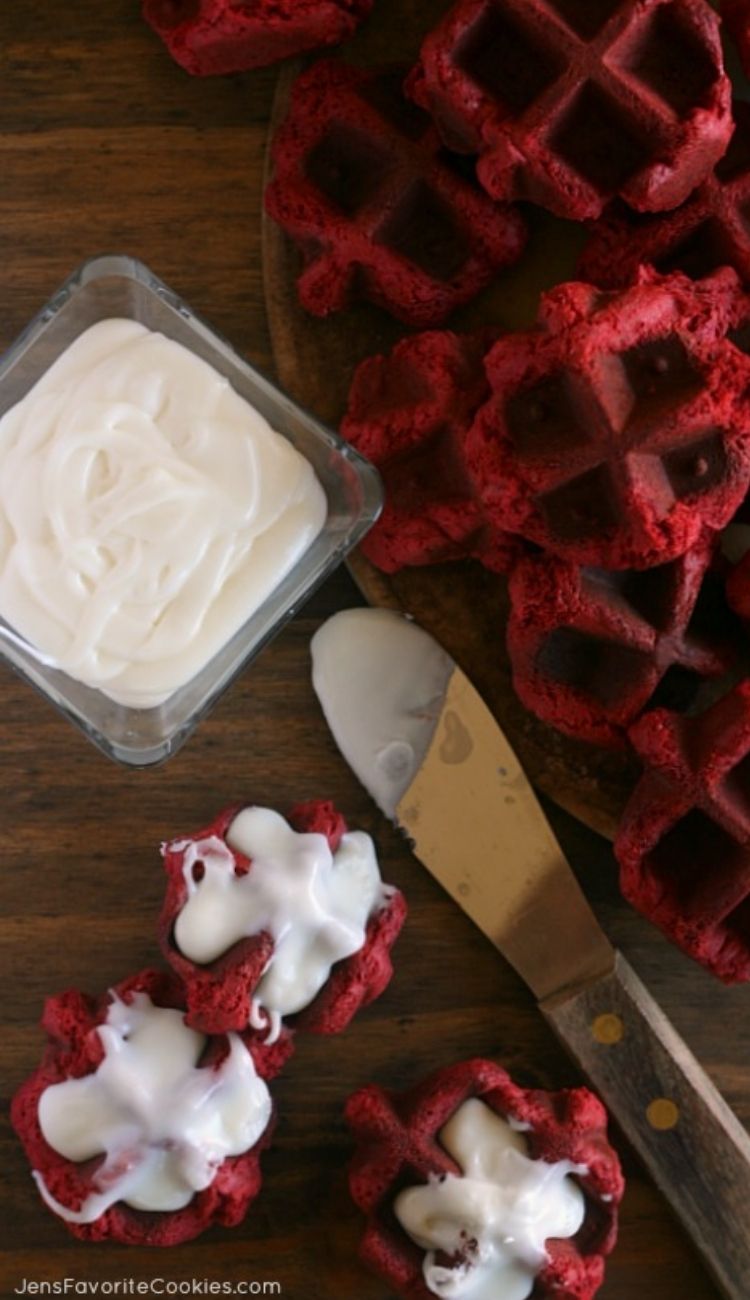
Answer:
[0,318,326,705]
[34,991,271,1223]
[311,608,454,819]
[394,1098,587,1300]
[173,806,391,1042]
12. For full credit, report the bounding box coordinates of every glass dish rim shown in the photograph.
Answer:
[0,253,383,767]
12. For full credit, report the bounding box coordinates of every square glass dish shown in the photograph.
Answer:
[0,255,382,766]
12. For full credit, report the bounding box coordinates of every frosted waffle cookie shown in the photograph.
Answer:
[11,969,291,1244]
[346,1058,623,1300]
[160,800,406,1038]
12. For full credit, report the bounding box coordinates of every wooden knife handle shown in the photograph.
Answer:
[541,951,750,1299]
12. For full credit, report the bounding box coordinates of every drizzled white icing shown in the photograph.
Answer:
[34,991,271,1222]
[311,608,454,819]
[0,318,326,705]
[172,807,391,1040]
[394,1099,587,1300]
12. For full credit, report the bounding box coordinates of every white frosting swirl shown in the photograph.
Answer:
[34,991,271,1223]
[0,319,326,705]
[395,1098,587,1300]
[172,806,391,1041]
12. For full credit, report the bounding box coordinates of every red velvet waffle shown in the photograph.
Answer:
[264,61,527,327]
[341,329,520,573]
[10,969,291,1245]
[346,1058,624,1300]
[508,534,739,748]
[142,0,374,75]
[579,103,750,290]
[721,2,750,79]
[160,800,407,1036]
[464,269,750,570]
[616,682,750,981]
[407,0,731,220]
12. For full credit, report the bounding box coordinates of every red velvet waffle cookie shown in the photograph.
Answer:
[11,969,291,1245]
[160,800,406,1037]
[464,269,750,570]
[579,102,750,290]
[347,1058,624,1300]
[508,534,739,748]
[407,0,731,221]
[142,0,374,76]
[264,61,527,327]
[341,329,519,573]
[616,682,750,981]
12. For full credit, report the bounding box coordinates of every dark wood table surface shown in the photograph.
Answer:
[0,5,747,1298]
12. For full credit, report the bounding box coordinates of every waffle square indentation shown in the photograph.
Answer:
[615,5,719,116]
[305,124,394,216]
[539,463,620,541]
[455,2,564,112]
[375,179,470,280]
[505,372,592,459]
[550,82,653,190]
[661,431,728,499]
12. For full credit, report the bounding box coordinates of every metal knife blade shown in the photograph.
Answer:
[395,661,615,1000]
[311,606,750,1299]
[311,605,613,1001]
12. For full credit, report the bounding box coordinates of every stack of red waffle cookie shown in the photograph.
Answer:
[261,0,750,1003]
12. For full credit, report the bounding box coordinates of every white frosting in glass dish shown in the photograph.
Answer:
[0,319,326,706]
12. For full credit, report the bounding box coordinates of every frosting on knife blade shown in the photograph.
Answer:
[311,608,453,818]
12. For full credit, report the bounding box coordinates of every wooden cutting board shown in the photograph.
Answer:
[0,5,746,1300]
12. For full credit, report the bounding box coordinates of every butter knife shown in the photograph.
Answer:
[311,606,750,1300]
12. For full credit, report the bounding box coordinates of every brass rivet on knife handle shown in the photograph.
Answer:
[592,1013,624,1045]
[647,1099,680,1131]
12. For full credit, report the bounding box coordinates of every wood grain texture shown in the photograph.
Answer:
[0,4,745,1299]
